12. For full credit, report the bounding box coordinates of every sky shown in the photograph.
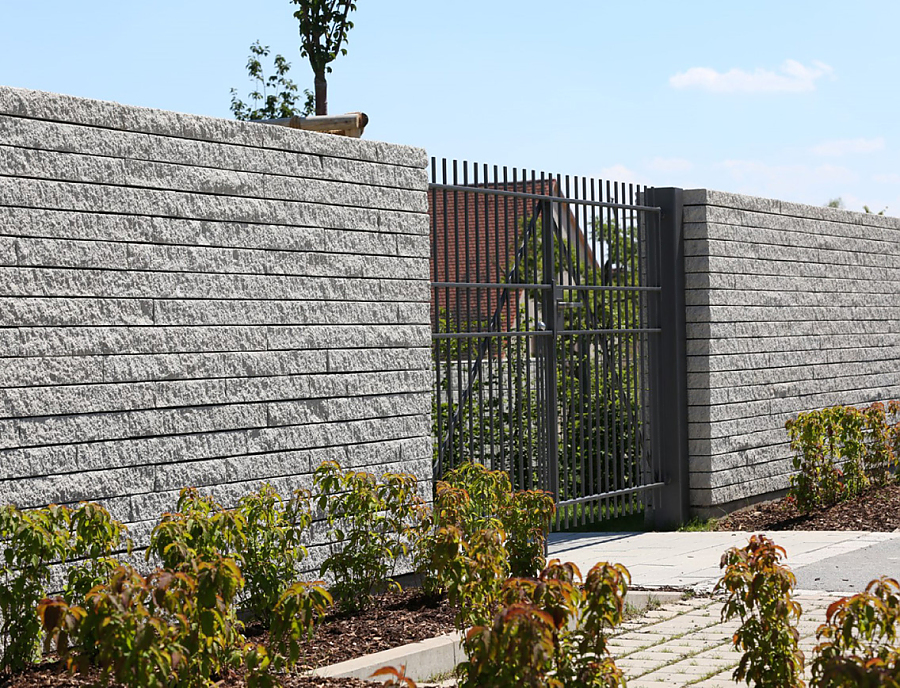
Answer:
[1,0,899,214]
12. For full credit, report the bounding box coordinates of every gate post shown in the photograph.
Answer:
[645,188,689,528]
[540,199,560,503]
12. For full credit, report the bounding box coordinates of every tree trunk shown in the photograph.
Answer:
[314,73,327,116]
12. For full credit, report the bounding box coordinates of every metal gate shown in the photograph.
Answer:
[429,158,688,530]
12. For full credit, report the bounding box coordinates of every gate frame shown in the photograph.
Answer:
[644,187,690,528]
[429,164,689,529]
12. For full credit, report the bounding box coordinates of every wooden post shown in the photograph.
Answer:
[259,112,369,138]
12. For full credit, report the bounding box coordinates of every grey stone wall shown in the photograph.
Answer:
[0,86,432,565]
[683,189,900,513]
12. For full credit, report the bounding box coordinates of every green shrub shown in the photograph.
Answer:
[267,580,332,667]
[417,462,555,602]
[502,488,556,578]
[42,558,246,688]
[432,525,509,628]
[0,501,128,673]
[0,504,72,671]
[233,484,312,623]
[786,401,899,512]
[458,559,628,688]
[811,576,900,687]
[147,488,245,570]
[716,534,804,688]
[65,501,130,604]
[314,461,425,612]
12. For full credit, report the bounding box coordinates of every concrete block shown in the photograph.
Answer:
[0,237,15,264]
[0,86,428,170]
[0,115,427,191]
[0,297,154,327]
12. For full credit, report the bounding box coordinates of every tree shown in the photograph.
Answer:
[230,41,313,121]
[825,197,888,215]
[291,0,357,115]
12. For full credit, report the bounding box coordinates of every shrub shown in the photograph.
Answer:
[65,501,130,604]
[0,504,72,671]
[267,580,332,667]
[786,401,900,512]
[147,488,245,570]
[502,489,557,578]
[863,401,900,486]
[314,461,425,612]
[42,558,246,688]
[419,462,555,593]
[0,501,128,673]
[233,484,312,623]
[811,576,900,687]
[458,559,628,688]
[432,525,509,628]
[716,534,804,688]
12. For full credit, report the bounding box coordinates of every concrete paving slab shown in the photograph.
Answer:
[793,537,900,592]
[548,530,900,593]
[608,593,843,687]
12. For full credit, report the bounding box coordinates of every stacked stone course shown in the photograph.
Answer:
[683,189,900,513]
[0,86,432,565]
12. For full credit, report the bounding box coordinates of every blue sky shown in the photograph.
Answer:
[2,0,898,214]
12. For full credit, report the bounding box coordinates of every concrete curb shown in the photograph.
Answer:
[313,589,687,683]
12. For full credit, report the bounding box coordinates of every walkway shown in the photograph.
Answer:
[548,530,900,592]
[546,530,900,687]
[609,592,836,687]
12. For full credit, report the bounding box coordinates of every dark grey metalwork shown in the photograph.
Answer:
[430,159,681,529]
[643,188,690,527]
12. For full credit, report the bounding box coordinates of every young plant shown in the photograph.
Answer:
[291,0,358,115]
[502,489,556,578]
[234,484,312,623]
[458,559,628,688]
[786,409,848,512]
[786,401,900,512]
[267,580,332,667]
[314,461,424,612]
[432,525,509,628]
[811,576,900,687]
[0,504,72,672]
[230,40,313,121]
[147,488,245,569]
[65,501,130,604]
[420,462,555,591]
[716,534,804,688]
[371,665,418,687]
[438,461,513,532]
[43,557,247,688]
[863,402,900,486]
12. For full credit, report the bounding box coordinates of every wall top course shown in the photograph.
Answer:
[0,85,428,170]
[683,187,900,231]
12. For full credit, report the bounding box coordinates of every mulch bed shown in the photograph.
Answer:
[0,589,457,688]
[1,664,375,688]
[272,587,457,670]
[714,484,900,532]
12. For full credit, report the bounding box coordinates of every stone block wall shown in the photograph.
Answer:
[683,189,900,513]
[0,86,432,564]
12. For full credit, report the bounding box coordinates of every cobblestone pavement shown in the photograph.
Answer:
[613,592,841,687]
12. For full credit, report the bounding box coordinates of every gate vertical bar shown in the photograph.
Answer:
[645,187,689,528]
[540,198,560,506]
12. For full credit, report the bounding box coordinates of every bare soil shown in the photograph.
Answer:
[714,484,900,532]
